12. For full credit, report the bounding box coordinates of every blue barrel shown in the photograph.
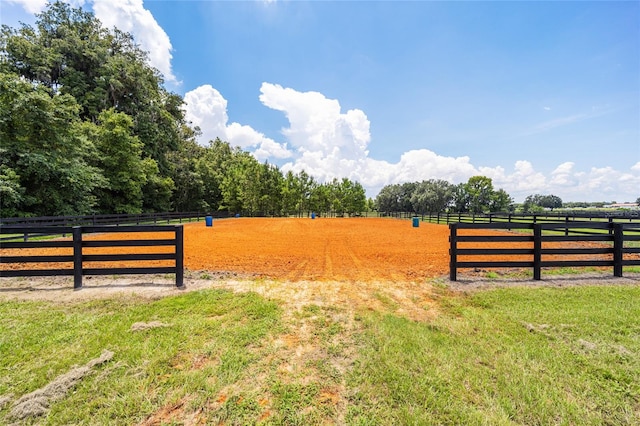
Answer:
[412,217,420,227]
[205,216,213,227]
[311,212,316,219]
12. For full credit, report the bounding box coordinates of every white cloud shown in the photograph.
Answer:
[258,83,496,194]
[183,85,229,143]
[183,85,292,161]
[549,162,578,186]
[8,0,50,14]
[92,0,177,85]
[256,83,639,202]
[11,0,178,85]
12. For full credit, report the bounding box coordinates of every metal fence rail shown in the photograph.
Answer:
[0,225,184,288]
[449,222,640,281]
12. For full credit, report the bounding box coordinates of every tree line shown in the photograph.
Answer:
[375,176,513,214]
[4,3,632,220]
[0,2,366,218]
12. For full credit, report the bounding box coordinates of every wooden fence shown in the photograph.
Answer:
[449,222,640,281]
[423,211,640,226]
[0,225,184,288]
[0,211,212,241]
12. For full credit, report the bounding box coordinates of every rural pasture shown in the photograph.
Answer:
[0,218,639,424]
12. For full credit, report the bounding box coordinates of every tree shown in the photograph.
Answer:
[400,182,417,212]
[0,165,24,217]
[1,1,187,215]
[465,176,494,214]
[91,109,149,214]
[196,137,232,212]
[410,179,454,214]
[452,183,470,212]
[375,184,402,213]
[0,71,104,216]
[167,137,206,212]
[281,170,301,216]
[1,1,375,218]
[296,171,315,217]
[490,189,514,212]
[523,194,563,212]
[345,180,367,216]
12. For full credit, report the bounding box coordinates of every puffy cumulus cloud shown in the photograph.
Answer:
[259,83,371,156]
[549,162,579,187]
[183,85,229,143]
[258,83,476,191]
[257,83,640,201]
[11,0,178,84]
[92,0,177,84]
[259,82,375,182]
[392,150,475,183]
[561,166,639,202]
[476,161,546,200]
[8,0,52,14]
[183,85,292,161]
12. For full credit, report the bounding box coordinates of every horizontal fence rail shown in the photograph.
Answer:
[422,211,640,227]
[0,225,184,288]
[449,222,640,281]
[0,211,212,242]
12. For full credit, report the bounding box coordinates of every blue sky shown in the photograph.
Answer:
[2,0,639,202]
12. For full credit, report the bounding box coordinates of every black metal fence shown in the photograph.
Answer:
[449,222,640,281]
[0,225,184,288]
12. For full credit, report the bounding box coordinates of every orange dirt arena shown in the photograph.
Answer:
[185,217,451,281]
[1,217,621,282]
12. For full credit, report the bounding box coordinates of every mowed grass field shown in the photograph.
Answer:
[0,218,639,424]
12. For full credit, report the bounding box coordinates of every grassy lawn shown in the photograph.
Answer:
[1,283,638,424]
[348,284,640,425]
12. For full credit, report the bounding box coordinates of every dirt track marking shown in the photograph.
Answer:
[286,259,309,281]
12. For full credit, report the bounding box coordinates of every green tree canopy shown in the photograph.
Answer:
[0,2,371,218]
[523,194,563,212]
[0,71,104,216]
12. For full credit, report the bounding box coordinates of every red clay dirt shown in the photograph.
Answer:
[1,217,618,282]
[184,217,450,281]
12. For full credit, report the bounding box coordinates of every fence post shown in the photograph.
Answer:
[73,226,83,289]
[533,224,542,280]
[175,225,184,288]
[449,223,458,281]
[613,223,623,277]
[608,218,614,236]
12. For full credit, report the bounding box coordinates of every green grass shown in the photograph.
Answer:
[347,285,640,425]
[1,284,639,425]
[0,290,281,425]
